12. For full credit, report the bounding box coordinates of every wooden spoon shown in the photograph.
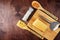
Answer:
[32,1,58,20]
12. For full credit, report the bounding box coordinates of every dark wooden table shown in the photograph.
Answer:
[0,0,60,40]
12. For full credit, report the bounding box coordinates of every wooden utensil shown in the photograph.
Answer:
[32,1,58,20]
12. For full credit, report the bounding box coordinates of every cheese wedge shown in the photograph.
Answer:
[33,19,48,32]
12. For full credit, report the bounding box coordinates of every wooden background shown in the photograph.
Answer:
[0,0,60,40]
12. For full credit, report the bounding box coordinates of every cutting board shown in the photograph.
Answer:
[27,9,60,40]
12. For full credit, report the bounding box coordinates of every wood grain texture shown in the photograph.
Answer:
[0,0,60,40]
